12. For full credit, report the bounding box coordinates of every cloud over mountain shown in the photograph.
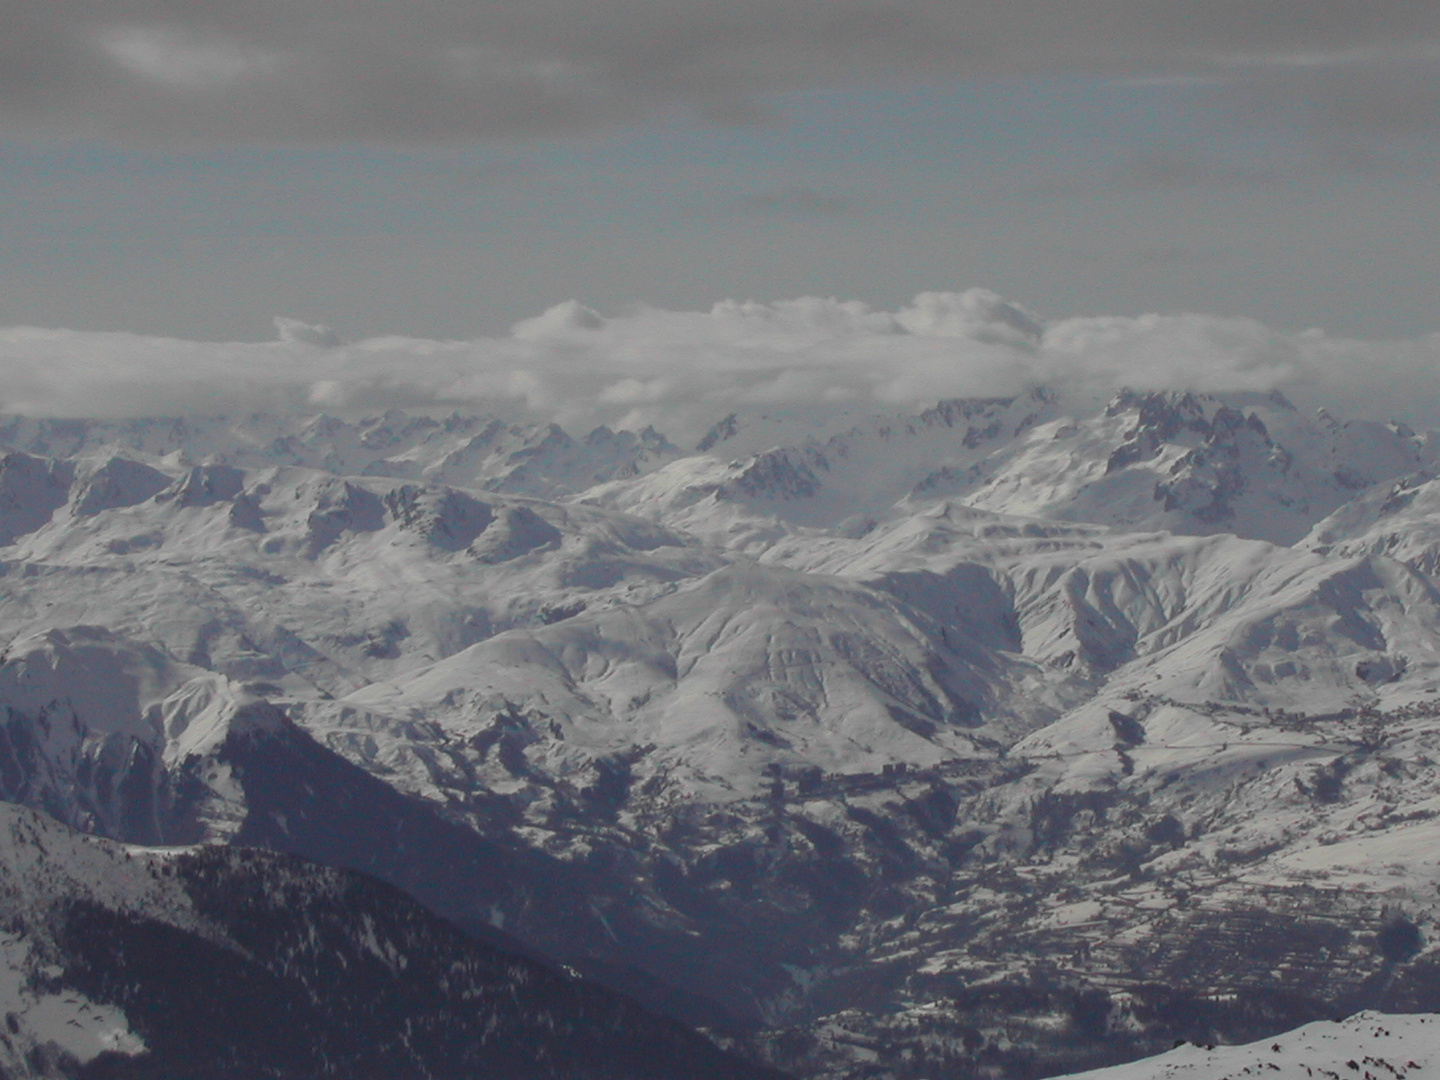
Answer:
[2,289,1439,438]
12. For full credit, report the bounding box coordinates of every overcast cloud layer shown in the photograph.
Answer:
[3,291,1439,442]
[4,1,1440,141]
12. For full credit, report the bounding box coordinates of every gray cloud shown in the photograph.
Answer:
[1111,149,1279,191]
[1033,148,1282,195]
[2,2,1439,142]
[1133,243,1215,265]
[732,186,856,217]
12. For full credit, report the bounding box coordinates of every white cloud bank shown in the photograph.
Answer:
[2,290,1439,442]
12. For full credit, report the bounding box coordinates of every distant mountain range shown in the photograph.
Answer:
[3,389,1440,1077]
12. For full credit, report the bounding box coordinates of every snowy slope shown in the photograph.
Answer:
[1065,1013,1439,1080]
[0,626,285,843]
[1304,473,1440,577]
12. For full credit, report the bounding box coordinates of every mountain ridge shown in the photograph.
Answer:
[0,800,787,1080]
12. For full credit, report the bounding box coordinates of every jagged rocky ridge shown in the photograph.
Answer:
[4,391,1440,1077]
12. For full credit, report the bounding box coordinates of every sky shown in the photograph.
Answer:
[2,1,1440,427]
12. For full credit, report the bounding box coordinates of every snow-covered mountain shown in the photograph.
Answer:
[0,410,680,501]
[0,460,714,695]
[588,388,1440,546]
[6,391,1440,1078]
